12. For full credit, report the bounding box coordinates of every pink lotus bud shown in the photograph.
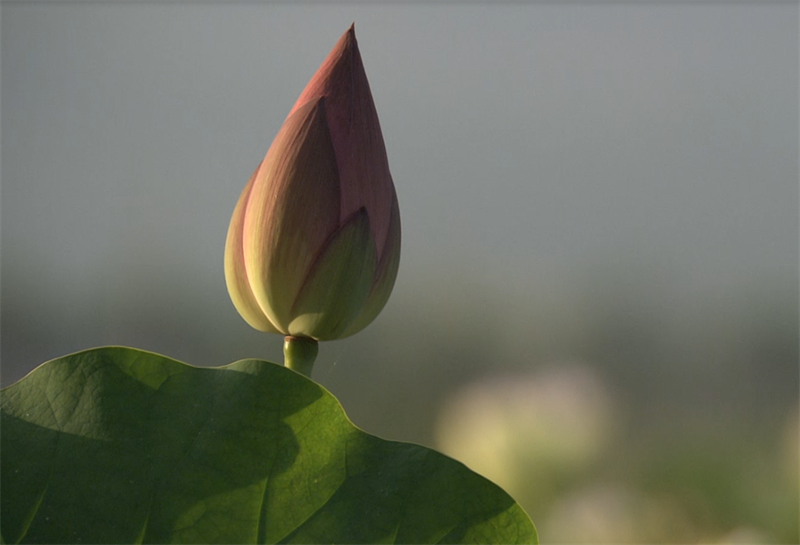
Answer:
[224,25,400,341]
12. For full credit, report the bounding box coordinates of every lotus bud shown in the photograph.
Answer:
[224,24,401,346]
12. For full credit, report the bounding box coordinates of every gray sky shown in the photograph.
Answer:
[2,3,798,382]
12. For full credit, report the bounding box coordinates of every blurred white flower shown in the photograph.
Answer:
[434,363,614,504]
[543,483,695,544]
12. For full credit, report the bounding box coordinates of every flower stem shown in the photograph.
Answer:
[283,336,318,378]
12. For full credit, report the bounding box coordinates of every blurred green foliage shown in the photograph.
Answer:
[3,262,797,543]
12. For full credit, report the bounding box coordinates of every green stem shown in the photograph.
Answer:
[283,336,318,378]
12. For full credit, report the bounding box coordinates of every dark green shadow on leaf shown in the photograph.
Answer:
[1,347,536,544]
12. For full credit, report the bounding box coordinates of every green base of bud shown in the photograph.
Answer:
[283,336,319,378]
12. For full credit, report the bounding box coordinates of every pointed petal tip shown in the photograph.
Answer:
[342,24,357,50]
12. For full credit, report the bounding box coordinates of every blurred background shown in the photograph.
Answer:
[2,3,797,543]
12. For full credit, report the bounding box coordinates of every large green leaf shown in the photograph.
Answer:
[1,347,536,544]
